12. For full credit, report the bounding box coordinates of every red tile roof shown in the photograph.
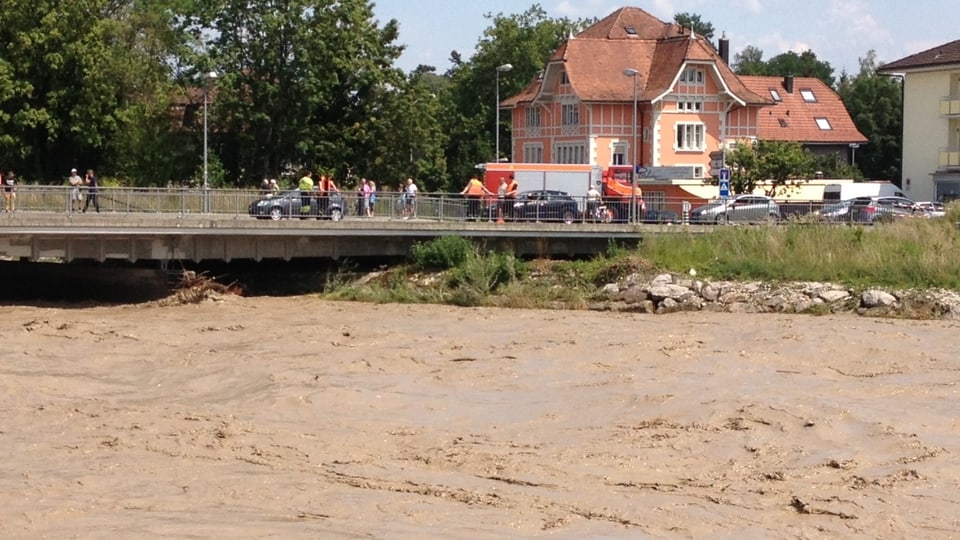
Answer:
[738,76,867,144]
[503,7,768,107]
[879,39,960,72]
[575,6,681,40]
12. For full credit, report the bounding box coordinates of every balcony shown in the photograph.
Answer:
[941,96,960,116]
[939,147,960,169]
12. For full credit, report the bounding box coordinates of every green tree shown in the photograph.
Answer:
[726,140,816,196]
[196,0,405,185]
[674,12,714,42]
[442,5,590,191]
[766,50,835,87]
[366,76,448,191]
[0,1,122,180]
[0,1,193,184]
[733,47,835,88]
[837,50,902,182]
[733,45,766,75]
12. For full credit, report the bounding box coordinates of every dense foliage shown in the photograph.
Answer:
[0,3,901,190]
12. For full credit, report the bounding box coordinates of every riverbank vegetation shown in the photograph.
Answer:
[325,210,960,308]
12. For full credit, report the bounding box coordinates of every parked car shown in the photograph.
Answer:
[847,196,917,223]
[249,190,346,221]
[641,208,680,224]
[914,201,946,218]
[689,195,781,224]
[813,198,856,221]
[509,190,581,224]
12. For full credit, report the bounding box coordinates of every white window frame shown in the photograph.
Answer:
[561,103,580,126]
[815,117,832,130]
[523,143,544,163]
[676,122,705,151]
[770,89,782,102]
[554,143,586,164]
[677,100,704,113]
[680,67,705,85]
[800,89,817,103]
[611,142,628,165]
[525,107,541,128]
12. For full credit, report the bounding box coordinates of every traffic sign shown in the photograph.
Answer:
[719,167,731,198]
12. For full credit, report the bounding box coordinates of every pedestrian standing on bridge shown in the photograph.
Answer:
[3,170,17,212]
[460,176,491,221]
[68,168,83,212]
[403,177,418,219]
[298,170,314,215]
[82,169,100,213]
[318,174,339,215]
[361,178,372,217]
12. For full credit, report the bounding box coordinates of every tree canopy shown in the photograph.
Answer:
[0,2,903,193]
[734,47,835,87]
[836,51,902,183]
[726,140,816,196]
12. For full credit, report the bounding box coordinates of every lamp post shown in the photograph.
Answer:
[202,71,218,213]
[623,68,639,223]
[495,63,513,162]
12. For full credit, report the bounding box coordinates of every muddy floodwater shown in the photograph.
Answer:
[2,296,959,538]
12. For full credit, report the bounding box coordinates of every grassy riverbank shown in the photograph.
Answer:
[326,207,960,308]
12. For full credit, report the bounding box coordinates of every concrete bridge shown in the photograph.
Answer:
[0,213,672,264]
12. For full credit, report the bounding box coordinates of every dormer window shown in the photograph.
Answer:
[769,89,782,102]
[680,67,705,85]
[625,26,637,36]
[815,117,832,130]
[560,71,569,85]
[800,89,817,103]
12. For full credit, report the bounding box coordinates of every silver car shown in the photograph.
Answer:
[690,195,781,224]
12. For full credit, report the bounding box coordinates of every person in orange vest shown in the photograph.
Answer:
[505,174,518,200]
[459,176,492,221]
[317,174,339,215]
[499,174,518,222]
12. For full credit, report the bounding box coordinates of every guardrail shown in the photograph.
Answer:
[1,185,930,224]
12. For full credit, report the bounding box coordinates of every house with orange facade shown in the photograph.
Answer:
[501,6,867,203]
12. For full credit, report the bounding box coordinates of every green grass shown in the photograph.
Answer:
[639,218,960,289]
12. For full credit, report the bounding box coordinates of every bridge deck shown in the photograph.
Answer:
[0,213,699,263]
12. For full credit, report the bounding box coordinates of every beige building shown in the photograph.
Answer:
[879,39,960,202]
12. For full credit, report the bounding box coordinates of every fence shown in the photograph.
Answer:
[0,185,878,224]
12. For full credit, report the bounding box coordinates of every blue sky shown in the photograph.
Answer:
[372,0,957,77]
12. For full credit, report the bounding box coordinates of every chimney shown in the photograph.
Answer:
[783,74,794,94]
[718,32,729,65]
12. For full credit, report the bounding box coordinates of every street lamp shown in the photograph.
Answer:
[495,63,513,162]
[623,68,639,223]
[202,70,218,213]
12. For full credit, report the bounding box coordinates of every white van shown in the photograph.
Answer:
[823,182,905,202]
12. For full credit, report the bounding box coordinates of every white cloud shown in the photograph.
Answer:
[827,0,890,42]
[554,0,620,18]
[734,0,763,13]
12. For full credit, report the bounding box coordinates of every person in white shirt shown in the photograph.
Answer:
[68,168,84,212]
[403,177,418,218]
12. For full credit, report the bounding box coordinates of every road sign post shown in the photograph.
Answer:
[719,167,731,199]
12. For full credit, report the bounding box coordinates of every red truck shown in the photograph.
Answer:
[482,163,643,222]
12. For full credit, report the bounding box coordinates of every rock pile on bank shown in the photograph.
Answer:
[596,272,960,320]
